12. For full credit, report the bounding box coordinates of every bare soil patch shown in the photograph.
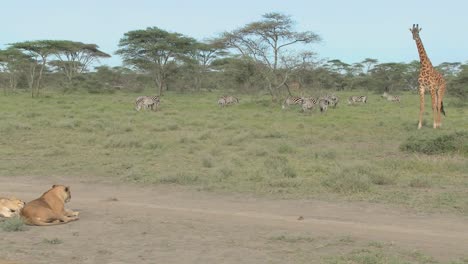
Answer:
[1,176,467,263]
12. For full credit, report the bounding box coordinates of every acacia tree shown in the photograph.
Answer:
[116,27,196,95]
[218,12,321,100]
[48,41,110,84]
[370,62,410,92]
[187,40,227,91]
[10,41,58,97]
[0,48,31,94]
[361,58,379,74]
[448,63,468,100]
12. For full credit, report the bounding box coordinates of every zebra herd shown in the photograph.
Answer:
[134,92,400,113]
[282,94,339,113]
[281,92,401,113]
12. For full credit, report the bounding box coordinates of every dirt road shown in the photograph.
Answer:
[1,176,467,263]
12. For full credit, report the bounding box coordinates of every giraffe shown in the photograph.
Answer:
[410,24,446,129]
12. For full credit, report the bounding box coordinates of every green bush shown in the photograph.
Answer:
[0,217,27,232]
[400,131,468,156]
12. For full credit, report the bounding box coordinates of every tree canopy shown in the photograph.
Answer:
[116,27,197,95]
[218,12,321,100]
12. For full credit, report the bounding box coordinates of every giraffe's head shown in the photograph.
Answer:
[409,24,422,40]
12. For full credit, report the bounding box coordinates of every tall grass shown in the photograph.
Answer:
[0,91,466,214]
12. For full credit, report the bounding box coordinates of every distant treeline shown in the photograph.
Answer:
[0,13,466,100]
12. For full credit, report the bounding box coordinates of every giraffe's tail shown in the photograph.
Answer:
[441,101,446,116]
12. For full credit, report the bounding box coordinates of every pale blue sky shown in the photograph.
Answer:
[2,0,467,67]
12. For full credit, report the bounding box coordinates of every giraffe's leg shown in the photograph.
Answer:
[435,92,441,128]
[418,87,425,129]
[437,84,446,128]
[430,88,437,129]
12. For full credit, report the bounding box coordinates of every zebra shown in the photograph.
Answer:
[224,95,239,105]
[282,96,304,109]
[217,97,227,107]
[217,95,239,107]
[301,97,318,112]
[347,95,367,105]
[318,98,330,113]
[135,96,160,111]
[324,94,339,108]
[381,92,401,103]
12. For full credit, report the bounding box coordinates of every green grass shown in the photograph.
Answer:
[0,90,467,214]
[0,217,27,232]
[401,131,468,156]
[324,247,438,264]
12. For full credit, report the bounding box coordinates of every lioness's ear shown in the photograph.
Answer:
[52,184,57,188]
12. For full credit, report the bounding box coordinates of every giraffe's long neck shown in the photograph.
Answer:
[414,37,433,68]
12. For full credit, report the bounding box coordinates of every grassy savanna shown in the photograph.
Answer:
[0,91,466,214]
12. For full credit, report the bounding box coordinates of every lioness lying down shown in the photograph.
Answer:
[0,197,25,218]
[21,185,79,226]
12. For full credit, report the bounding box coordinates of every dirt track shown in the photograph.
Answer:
[1,176,467,263]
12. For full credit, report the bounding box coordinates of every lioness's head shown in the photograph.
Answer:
[51,185,72,203]
[0,197,25,214]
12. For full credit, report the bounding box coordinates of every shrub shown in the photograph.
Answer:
[0,217,27,232]
[322,168,372,194]
[400,131,468,156]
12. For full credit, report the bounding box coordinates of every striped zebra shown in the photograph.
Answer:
[324,94,339,108]
[224,95,239,105]
[381,92,401,103]
[282,96,304,109]
[217,97,227,107]
[347,95,367,105]
[135,96,160,111]
[301,97,318,112]
[217,95,239,107]
[318,98,330,113]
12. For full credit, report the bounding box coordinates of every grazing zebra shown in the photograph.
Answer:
[224,95,239,105]
[347,95,367,104]
[301,97,318,112]
[217,97,227,107]
[381,92,401,103]
[324,94,339,108]
[282,96,303,109]
[135,96,160,111]
[217,95,239,107]
[318,98,330,113]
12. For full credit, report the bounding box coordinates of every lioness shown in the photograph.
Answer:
[20,185,79,226]
[0,197,25,218]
